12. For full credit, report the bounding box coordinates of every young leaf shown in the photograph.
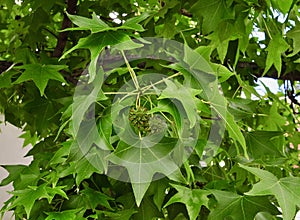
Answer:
[240,164,300,220]
[164,184,209,220]
[60,32,142,82]
[208,190,280,220]
[121,13,150,32]
[66,12,150,33]
[14,64,67,96]
[263,34,289,77]
[66,12,111,33]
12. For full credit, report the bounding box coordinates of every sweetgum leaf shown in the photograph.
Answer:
[66,12,150,33]
[208,190,280,220]
[240,164,300,220]
[159,79,200,129]
[81,187,113,210]
[0,69,16,88]
[45,209,82,220]
[286,25,300,57]
[212,103,248,158]
[14,64,67,96]
[0,165,26,186]
[66,12,111,33]
[271,0,293,14]
[9,184,68,219]
[60,31,142,82]
[190,0,233,34]
[263,34,289,77]
[164,184,209,220]
[245,131,285,159]
[107,138,186,206]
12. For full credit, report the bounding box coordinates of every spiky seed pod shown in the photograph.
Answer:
[128,106,151,136]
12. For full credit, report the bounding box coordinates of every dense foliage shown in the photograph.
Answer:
[0,0,300,219]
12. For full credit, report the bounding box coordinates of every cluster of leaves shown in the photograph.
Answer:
[0,0,300,219]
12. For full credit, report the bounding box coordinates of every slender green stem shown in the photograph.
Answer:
[121,50,140,90]
[141,72,182,93]
[262,17,272,40]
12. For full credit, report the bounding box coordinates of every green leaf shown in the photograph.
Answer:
[236,74,261,99]
[45,209,82,220]
[97,209,137,220]
[49,141,71,165]
[107,138,186,206]
[75,147,108,185]
[263,34,289,76]
[0,165,26,186]
[208,190,279,220]
[271,0,293,14]
[212,63,234,83]
[240,164,300,220]
[9,161,41,190]
[133,196,164,220]
[71,69,104,137]
[211,103,248,158]
[0,69,16,88]
[190,0,233,34]
[19,130,38,147]
[14,64,67,96]
[259,103,286,130]
[66,12,111,33]
[159,79,200,128]
[66,12,149,33]
[23,98,57,136]
[60,31,142,82]
[9,184,68,219]
[245,131,284,159]
[286,25,300,57]
[97,108,113,150]
[164,184,209,220]
[81,187,113,211]
[121,12,150,32]
[205,23,237,63]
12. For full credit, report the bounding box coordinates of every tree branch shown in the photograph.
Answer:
[0,61,13,73]
[52,0,77,58]
[180,9,192,18]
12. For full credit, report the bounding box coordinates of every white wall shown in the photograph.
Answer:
[0,117,32,220]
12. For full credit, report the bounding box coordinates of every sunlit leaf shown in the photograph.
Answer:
[240,164,300,220]
[263,34,289,77]
[60,32,142,82]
